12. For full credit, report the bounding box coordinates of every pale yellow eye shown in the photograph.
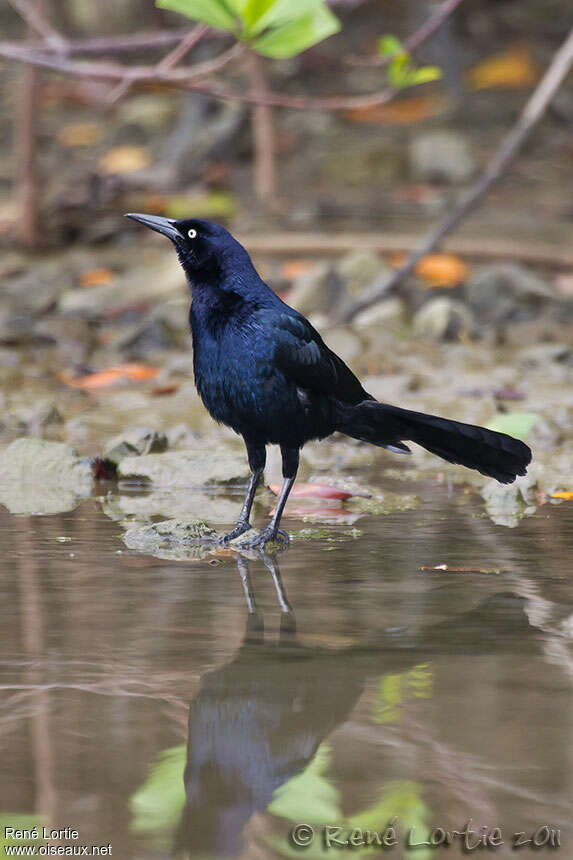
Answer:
[187,228,197,239]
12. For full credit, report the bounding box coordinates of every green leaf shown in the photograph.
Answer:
[387,53,411,88]
[252,4,340,58]
[156,0,237,32]
[164,191,238,219]
[405,65,442,85]
[0,817,46,851]
[377,34,404,59]
[242,0,322,36]
[268,743,341,823]
[130,745,186,839]
[486,412,541,440]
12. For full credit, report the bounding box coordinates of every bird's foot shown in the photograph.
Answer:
[218,520,252,544]
[235,526,290,552]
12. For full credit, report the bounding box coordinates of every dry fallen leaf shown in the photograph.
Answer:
[344,94,447,125]
[78,268,115,288]
[551,491,573,501]
[554,273,573,297]
[59,363,159,390]
[58,122,102,147]
[268,483,367,500]
[99,145,151,174]
[467,45,538,91]
[415,254,469,288]
[279,260,315,280]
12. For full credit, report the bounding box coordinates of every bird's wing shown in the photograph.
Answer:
[261,310,370,404]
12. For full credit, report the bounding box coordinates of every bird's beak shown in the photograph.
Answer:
[125,212,180,242]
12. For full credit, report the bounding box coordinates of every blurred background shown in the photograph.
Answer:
[0,2,572,858]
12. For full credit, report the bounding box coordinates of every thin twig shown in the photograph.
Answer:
[157,23,208,71]
[248,51,276,202]
[338,25,573,324]
[348,0,465,67]
[0,41,397,110]
[6,0,66,51]
[106,23,210,105]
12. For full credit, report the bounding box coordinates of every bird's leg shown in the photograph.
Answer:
[237,447,299,550]
[219,441,266,543]
[263,554,294,626]
[236,555,264,637]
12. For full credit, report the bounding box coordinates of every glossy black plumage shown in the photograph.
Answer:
[125,215,532,547]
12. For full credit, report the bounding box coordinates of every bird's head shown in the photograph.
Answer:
[125,213,250,280]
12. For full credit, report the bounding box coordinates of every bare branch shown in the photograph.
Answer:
[106,24,210,105]
[6,0,66,51]
[157,23,209,71]
[0,40,396,110]
[338,25,573,324]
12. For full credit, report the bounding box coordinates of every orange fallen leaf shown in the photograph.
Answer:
[151,384,179,397]
[345,94,447,125]
[99,145,150,174]
[118,363,160,380]
[279,260,315,280]
[551,491,573,501]
[78,268,114,287]
[58,122,102,147]
[415,254,469,288]
[59,363,159,390]
[268,483,367,500]
[269,503,360,522]
[554,273,573,297]
[467,45,538,91]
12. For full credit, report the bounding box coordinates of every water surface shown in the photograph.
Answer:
[1,485,572,858]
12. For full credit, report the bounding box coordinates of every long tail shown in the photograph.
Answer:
[337,400,532,484]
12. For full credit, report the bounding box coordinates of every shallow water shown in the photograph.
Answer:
[1,484,572,859]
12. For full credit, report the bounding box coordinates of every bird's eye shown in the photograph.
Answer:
[187,228,197,239]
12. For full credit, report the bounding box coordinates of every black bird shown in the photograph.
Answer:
[125,214,532,549]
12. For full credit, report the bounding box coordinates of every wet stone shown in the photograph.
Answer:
[118,448,250,487]
[122,518,216,561]
[103,427,168,466]
[0,437,93,515]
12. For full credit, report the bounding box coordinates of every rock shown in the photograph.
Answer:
[122,519,216,561]
[516,343,572,367]
[2,259,75,316]
[466,263,556,325]
[33,317,97,366]
[115,298,189,357]
[117,316,182,357]
[413,298,474,341]
[335,250,389,298]
[103,427,168,466]
[0,438,93,515]
[353,299,406,347]
[321,326,363,365]
[287,263,346,317]
[103,489,245,526]
[409,131,476,184]
[481,477,536,528]
[118,448,250,487]
[302,438,384,471]
[9,399,63,436]
[58,255,185,318]
[117,94,177,130]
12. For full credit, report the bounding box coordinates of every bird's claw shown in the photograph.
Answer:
[235,527,290,552]
[218,521,252,544]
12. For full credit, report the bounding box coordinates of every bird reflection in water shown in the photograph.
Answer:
[173,554,536,858]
